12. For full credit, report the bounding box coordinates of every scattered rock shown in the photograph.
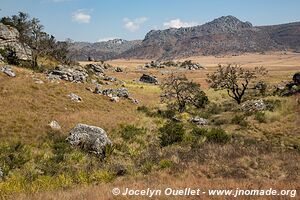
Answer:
[68,93,82,102]
[274,72,300,96]
[34,79,44,84]
[103,76,117,82]
[47,65,88,83]
[66,123,112,157]
[86,64,105,74]
[0,66,16,77]
[190,116,208,126]
[115,67,123,72]
[139,74,158,84]
[116,87,129,98]
[49,120,61,130]
[110,96,120,102]
[179,60,204,70]
[240,99,266,112]
[128,97,139,104]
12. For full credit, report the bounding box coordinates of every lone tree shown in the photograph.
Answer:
[161,74,208,112]
[207,65,267,104]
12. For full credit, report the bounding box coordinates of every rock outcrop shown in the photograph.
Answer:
[0,66,16,77]
[0,23,31,60]
[139,74,158,84]
[66,123,112,157]
[240,99,266,112]
[47,65,89,83]
[190,117,208,126]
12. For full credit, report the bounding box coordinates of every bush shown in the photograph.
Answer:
[191,127,208,137]
[157,108,176,119]
[119,125,146,141]
[0,46,20,65]
[206,128,230,144]
[264,99,281,111]
[231,114,248,127]
[159,159,173,169]
[159,121,185,147]
[255,112,267,123]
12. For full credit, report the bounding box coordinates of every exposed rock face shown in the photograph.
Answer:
[190,117,208,126]
[49,120,61,130]
[47,65,89,83]
[68,93,82,102]
[0,23,31,60]
[240,99,266,112]
[86,63,105,74]
[66,123,112,157]
[139,74,158,84]
[1,66,16,77]
[120,16,300,60]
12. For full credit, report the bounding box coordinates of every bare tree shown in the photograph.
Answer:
[207,65,267,104]
[161,74,208,112]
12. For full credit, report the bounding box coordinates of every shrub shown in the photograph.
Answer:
[159,121,185,147]
[157,108,176,119]
[255,112,267,123]
[0,46,20,65]
[159,159,173,169]
[231,114,248,127]
[264,99,281,111]
[119,124,146,141]
[191,127,208,137]
[206,128,230,144]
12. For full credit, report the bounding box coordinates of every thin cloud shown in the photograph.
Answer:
[72,10,91,24]
[163,19,198,28]
[123,17,148,32]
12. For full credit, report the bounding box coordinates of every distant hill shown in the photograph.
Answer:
[68,39,141,61]
[69,16,300,61]
[119,16,300,60]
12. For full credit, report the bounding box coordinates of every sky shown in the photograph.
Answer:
[1,0,300,42]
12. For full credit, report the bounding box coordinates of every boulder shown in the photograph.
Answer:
[0,66,16,77]
[190,116,208,126]
[86,64,105,74]
[139,74,158,84]
[0,23,32,60]
[110,96,120,102]
[240,99,266,112]
[49,120,61,130]
[292,72,300,85]
[47,65,88,83]
[116,87,129,98]
[68,93,82,102]
[66,123,112,157]
[115,67,123,72]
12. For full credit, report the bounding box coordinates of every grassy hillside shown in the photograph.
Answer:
[0,52,299,199]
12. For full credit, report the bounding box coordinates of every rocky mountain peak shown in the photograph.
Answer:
[206,15,253,31]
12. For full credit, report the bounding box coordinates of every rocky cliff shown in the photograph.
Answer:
[0,23,31,60]
[119,16,300,60]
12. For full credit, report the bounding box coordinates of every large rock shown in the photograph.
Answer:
[240,99,266,112]
[0,23,31,60]
[139,74,158,84]
[292,72,300,85]
[190,116,208,126]
[47,65,88,83]
[66,123,112,157]
[0,66,16,77]
[86,63,105,74]
[68,93,82,102]
[49,120,61,130]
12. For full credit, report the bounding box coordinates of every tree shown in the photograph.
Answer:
[207,65,267,104]
[160,74,208,112]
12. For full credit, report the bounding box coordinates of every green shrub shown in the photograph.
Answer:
[157,108,176,119]
[159,159,173,169]
[206,128,230,144]
[231,114,248,127]
[0,46,20,65]
[255,112,267,123]
[119,124,146,141]
[191,127,208,137]
[264,99,281,111]
[159,121,185,147]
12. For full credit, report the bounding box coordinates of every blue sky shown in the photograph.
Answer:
[1,0,300,42]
